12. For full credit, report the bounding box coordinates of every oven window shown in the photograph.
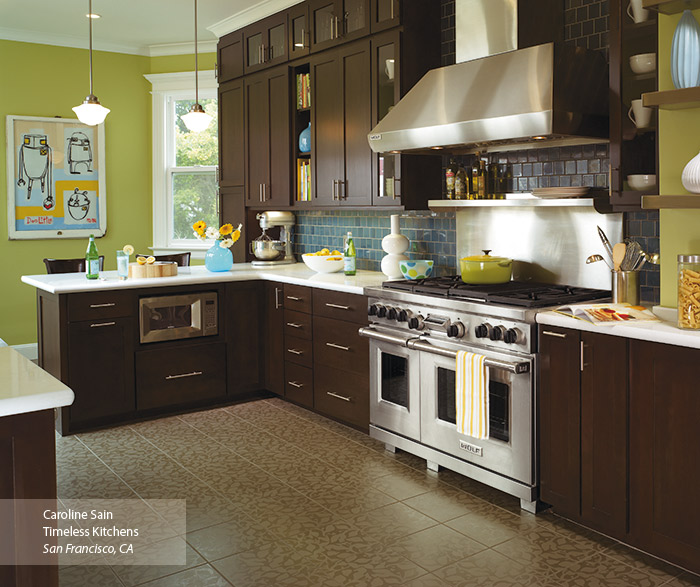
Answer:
[380,352,409,408]
[436,367,510,442]
[147,304,192,331]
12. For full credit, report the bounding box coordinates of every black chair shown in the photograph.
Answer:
[43,256,105,274]
[135,252,191,266]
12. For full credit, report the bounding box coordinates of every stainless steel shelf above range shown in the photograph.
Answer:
[428,197,606,211]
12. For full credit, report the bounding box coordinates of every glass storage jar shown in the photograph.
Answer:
[677,254,700,329]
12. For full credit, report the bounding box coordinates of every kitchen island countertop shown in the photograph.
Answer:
[536,306,700,350]
[0,347,74,417]
[21,263,387,295]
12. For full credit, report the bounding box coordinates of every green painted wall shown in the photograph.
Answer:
[0,41,216,345]
[657,10,700,307]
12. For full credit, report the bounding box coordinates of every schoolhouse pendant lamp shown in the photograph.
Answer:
[73,0,110,125]
[181,0,213,132]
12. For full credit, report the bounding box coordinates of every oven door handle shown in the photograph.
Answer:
[407,339,530,374]
[358,326,416,346]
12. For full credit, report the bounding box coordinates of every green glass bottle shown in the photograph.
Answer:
[86,234,100,280]
[343,231,356,276]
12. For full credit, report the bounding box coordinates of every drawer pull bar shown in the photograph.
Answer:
[287,349,304,355]
[288,381,304,388]
[89,303,116,308]
[286,322,304,329]
[325,303,350,310]
[542,330,567,339]
[327,391,351,402]
[90,321,116,328]
[286,296,302,301]
[326,342,350,351]
[165,371,203,380]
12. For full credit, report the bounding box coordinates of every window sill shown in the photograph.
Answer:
[150,246,210,260]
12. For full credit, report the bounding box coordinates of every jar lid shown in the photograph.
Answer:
[678,254,700,263]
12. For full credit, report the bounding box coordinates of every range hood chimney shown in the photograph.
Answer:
[368,0,608,155]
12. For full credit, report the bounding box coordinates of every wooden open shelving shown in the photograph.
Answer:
[641,194,700,208]
[643,0,700,13]
[643,86,700,109]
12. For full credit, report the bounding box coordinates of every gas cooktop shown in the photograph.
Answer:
[382,276,610,309]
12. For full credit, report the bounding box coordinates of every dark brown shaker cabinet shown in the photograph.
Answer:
[288,2,310,59]
[243,12,289,74]
[538,326,628,540]
[263,282,285,396]
[217,31,243,83]
[309,0,370,53]
[218,79,245,188]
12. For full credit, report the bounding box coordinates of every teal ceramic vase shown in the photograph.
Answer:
[672,10,700,89]
[299,122,311,153]
[205,243,233,272]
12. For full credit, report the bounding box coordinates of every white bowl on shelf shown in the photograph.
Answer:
[302,253,344,273]
[630,53,656,74]
[627,174,657,191]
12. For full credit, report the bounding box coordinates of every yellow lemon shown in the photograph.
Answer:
[146,256,156,264]
[331,250,341,255]
[136,256,148,265]
[122,244,134,255]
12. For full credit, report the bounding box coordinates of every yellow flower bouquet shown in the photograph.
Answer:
[192,221,242,249]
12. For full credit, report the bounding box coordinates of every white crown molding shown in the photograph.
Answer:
[208,0,304,38]
[144,70,217,91]
[148,40,217,57]
[0,26,148,55]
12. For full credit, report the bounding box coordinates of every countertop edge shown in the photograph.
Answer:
[0,390,75,418]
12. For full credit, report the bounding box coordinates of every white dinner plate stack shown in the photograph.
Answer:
[531,186,590,199]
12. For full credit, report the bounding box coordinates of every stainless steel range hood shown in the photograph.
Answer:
[368,1,608,155]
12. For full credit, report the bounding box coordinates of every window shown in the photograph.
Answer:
[146,71,218,256]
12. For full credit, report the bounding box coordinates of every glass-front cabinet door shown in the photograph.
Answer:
[309,0,370,52]
[371,0,400,33]
[246,31,264,71]
[289,3,309,58]
[243,13,288,74]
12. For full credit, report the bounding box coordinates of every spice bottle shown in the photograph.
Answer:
[455,165,467,200]
[445,159,457,199]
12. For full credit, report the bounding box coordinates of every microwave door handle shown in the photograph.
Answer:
[406,339,530,374]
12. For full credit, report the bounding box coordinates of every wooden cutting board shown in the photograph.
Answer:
[128,261,178,279]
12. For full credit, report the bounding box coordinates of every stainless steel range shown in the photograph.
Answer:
[360,277,609,512]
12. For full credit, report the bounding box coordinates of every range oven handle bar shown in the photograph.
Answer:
[358,326,415,346]
[407,340,530,374]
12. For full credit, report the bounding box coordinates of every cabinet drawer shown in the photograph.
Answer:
[67,290,133,322]
[284,362,314,408]
[285,335,313,367]
[135,342,227,411]
[314,364,369,429]
[313,289,367,324]
[313,316,368,374]
[284,309,313,340]
[284,284,312,313]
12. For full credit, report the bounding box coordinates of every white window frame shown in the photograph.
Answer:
[145,70,218,258]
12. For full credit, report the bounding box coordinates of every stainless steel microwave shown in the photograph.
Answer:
[139,292,218,344]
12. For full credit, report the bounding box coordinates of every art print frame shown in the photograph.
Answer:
[6,115,107,240]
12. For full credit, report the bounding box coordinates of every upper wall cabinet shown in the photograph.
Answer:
[288,3,311,59]
[218,79,245,188]
[244,12,289,74]
[218,31,243,83]
[309,0,370,53]
[370,0,400,33]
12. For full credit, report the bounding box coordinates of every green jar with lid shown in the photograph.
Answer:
[677,254,700,329]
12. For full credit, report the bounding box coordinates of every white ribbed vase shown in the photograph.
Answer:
[381,215,409,280]
[671,10,700,89]
[682,150,700,193]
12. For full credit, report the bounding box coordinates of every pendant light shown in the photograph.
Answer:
[181,0,213,132]
[73,0,110,126]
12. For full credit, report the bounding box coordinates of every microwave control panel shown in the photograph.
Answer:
[203,297,218,336]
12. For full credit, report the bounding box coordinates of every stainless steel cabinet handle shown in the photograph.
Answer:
[300,27,306,48]
[542,330,567,339]
[90,321,116,328]
[340,179,346,200]
[286,322,304,329]
[166,371,203,380]
[288,381,304,388]
[327,391,351,402]
[262,184,267,201]
[274,287,282,309]
[326,342,350,351]
[580,341,589,372]
[287,348,303,355]
[286,295,302,301]
[89,303,116,308]
[259,184,263,202]
[325,303,350,310]
[391,0,395,19]
[332,179,338,200]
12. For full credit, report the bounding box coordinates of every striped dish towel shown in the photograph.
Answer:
[455,351,490,440]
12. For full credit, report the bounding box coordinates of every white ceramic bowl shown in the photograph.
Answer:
[302,253,344,274]
[630,53,656,74]
[399,259,434,280]
[627,174,657,191]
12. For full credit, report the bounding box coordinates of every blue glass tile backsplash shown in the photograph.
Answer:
[292,210,457,276]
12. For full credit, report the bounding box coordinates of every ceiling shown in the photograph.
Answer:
[0,0,300,56]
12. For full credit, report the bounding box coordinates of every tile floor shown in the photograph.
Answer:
[56,398,700,587]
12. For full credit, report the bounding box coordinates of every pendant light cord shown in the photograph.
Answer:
[88,0,94,96]
[194,0,199,104]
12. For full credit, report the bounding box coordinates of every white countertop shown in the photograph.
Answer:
[21,264,387,296]
[536,306,700,350]
[0,347,74,417]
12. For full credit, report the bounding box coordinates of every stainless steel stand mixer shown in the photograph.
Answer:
[250,211,296,266]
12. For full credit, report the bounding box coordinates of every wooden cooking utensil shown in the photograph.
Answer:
[612,242,626,272]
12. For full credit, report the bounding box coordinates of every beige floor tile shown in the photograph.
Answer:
[370,468,440,501]
[59,564,124,587]
[402,485,490,522]
[350,502,438,542]
[137,563,232,586]
[600,542,686,582]
[445,504,536,547]
[556,551,671,587]
[401,573,452,587]
[110,539,204,587]
[664,572,700,586]
[186,516,276,562]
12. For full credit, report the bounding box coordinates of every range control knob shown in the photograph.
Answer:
[387,307,398,320]
[490,325,507,341]
[377,305,388,318]
[446,322,465,338]
[397,309,411,322]
[474,323,492,338]
[504,328,521,344]
[368,304,381,317]
[408,315,425,330]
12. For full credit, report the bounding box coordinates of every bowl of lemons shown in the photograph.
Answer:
[302,248,344,273]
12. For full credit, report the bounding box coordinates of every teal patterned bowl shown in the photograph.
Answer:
[399,260,434,280]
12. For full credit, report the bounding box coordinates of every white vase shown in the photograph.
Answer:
[682,150,700,193]
[381,215,409,280]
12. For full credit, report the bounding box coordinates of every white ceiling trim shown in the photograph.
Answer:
[144,70,218,91]
[208,0,304,38]
[148,40,218,57]
[0,26,148,56]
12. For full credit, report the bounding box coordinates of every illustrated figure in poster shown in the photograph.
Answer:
[17,134,54,211]
[66,132,93,174]
[67,187,91,221]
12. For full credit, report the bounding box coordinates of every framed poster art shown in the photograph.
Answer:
[6,115,107,239]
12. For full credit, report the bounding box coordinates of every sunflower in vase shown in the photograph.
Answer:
[192,221,242,248]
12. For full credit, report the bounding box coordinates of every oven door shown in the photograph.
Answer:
[364,328,422,442]
[418,339,534,486]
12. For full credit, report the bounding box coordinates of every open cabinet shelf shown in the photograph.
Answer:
[641,195,700,208]
[643,0,700,14]
[643,86,700,109]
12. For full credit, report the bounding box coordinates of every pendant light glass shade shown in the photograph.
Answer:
[181,0,212,133]
[74,0,109,125]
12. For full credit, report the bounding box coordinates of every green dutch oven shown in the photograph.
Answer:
[460,250,513,284]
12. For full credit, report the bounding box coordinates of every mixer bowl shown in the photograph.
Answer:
[251,240,285,261]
